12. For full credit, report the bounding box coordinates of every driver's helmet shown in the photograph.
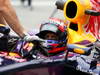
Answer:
[37,18,67,55]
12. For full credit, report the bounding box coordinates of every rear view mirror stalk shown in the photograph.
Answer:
[85,10,100,16]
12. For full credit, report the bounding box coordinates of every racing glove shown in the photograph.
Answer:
[23,34,44,42]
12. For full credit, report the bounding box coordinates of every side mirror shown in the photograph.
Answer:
[55,0,65,10]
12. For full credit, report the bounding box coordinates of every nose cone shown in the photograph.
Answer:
[64,0,92,24]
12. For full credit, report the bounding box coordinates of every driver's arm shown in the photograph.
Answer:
[0,0,26,38]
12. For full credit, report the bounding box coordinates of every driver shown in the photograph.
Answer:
[36,18,67,56]
[5,18,67,58]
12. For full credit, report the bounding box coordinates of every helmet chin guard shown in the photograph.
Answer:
[41,39,67,56]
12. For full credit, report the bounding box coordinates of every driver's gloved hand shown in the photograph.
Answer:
[23,35,44,42]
